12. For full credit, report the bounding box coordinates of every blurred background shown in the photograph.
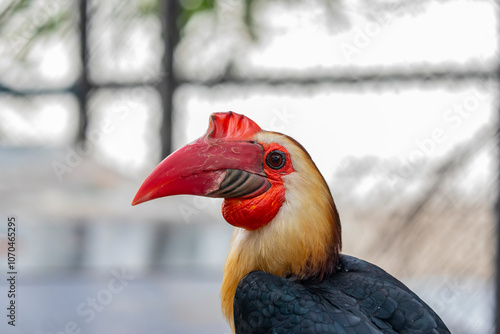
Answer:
[0,0,497,333]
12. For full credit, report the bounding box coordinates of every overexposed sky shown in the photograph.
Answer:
[246,0,497,70]
[177,0,498,79]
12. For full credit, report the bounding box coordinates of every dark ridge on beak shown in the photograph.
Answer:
[208,169,271,199]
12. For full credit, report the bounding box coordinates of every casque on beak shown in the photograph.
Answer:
[132,112,270,206]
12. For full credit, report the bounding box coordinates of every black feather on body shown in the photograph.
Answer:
[234,255,450,334]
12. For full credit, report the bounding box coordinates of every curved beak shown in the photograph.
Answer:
[132,137,270,206]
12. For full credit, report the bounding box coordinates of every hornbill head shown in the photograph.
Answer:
[133,112,299,230]
[132,111,341,326]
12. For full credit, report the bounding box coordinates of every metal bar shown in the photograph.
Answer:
[496,88,500,334]
[179,67,497,87]
[0,82,163,96]
[1,68,495,97]
[0,85,75,96]
[76,0,90,143]
[159,0,180,159]
[495,3,500,333]
[496,108,500,334]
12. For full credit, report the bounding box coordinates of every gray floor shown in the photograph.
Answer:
[1,271,231,334]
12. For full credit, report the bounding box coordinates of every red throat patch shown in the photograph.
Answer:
[222,185,286,230]
[206,112,262,140]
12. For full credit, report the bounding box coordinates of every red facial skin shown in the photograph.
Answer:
[222,143,295,230]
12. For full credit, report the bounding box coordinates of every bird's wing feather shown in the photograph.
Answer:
[234,255,450,334]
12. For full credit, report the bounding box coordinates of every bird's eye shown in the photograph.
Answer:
[266,150,286,170]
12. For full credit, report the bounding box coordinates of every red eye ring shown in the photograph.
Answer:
[266,150,286,170]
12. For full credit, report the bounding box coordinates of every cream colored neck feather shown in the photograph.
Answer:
[220,132,341,330]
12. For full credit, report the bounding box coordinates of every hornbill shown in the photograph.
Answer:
[132,112,450,333]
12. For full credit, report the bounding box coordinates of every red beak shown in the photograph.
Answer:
[132,112,269,206]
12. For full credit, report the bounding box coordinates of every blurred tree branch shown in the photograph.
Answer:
[0,0,73,60]
[0,0,31,24]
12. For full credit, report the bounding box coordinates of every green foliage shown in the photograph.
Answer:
[137,0,161,16]
[178,0,216,30]
[0,0,73,60]
[0,0,32,24]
